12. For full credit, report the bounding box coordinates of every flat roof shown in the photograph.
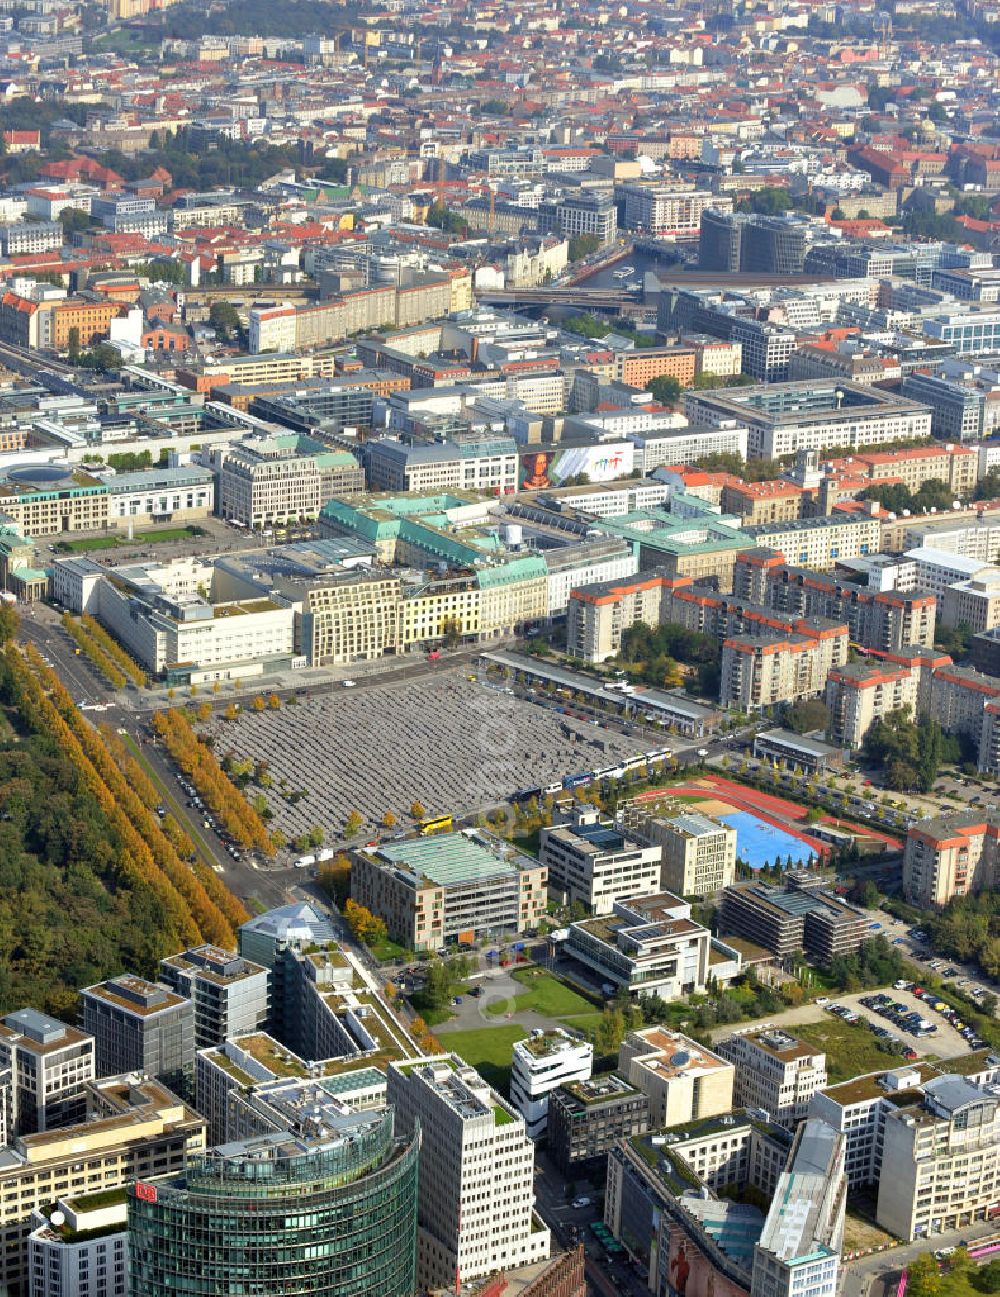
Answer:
[376,832,519,887]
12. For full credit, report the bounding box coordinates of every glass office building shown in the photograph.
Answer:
[128,1109,419,1297]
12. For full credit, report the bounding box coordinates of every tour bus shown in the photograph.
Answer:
[417,814,454,836]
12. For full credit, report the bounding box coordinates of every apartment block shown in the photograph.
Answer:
[877,1075,1000,1240]
[0,1077,204,1296]
[827,443,978,496]
[0,1012,94,1138]
[80,977,194,1101]
[158,946,269,1049]
[826,660,921,748]
[510,1029,594,1138]
[721,622,849,712]
[614,348,696,390]
[546,1076,649,1175]
[902,813,1000,908]
[539,807,663,915]
[386,1056,550,1289]
[716,1028,828,1130]
[736,551,938,652]
[743,515,881,571]
[941,571,1000,634]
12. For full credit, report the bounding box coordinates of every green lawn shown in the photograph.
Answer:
[367,936,410,964]
[439,1025,527,1095]
[559,1011,607,1039]
[485,968,598,1020]
[89,26,160,55]
[792,1016,913,1084]
[55,526,204,555]
[55,535,119,553]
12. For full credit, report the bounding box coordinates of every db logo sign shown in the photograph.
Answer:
[134,1182,158,1204]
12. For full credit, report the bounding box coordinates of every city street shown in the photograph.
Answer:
[841,1222,1000,1297]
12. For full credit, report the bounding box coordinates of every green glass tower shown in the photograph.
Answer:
[128,1108,419,1297]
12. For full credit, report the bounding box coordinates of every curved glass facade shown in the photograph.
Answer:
[128,1111,420,1297]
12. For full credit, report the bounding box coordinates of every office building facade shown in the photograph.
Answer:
[158,946,269,1049]
[386,1057,550,1289]
[510,1030,594,1139]
[539,809,663,916]
[0,1012,94,1138]
[80,977,194,1100]
[128,1111,420,1297]
[716,1028,828,1130]
[547,1076,649,1175]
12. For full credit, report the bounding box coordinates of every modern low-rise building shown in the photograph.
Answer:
[564,893,723,1000]
[510,1029,594,1139]
[546,1075,649,1175]
[351,831,547,950]
[617,1027,735,1128]
[365,432,519,495]
[539,808,663,915]
[715,1027,828,1130]
[386,1056,550,1289]
[719,878,868,967]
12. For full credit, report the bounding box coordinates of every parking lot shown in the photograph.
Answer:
[203,668,654,841]
[831,986,976,1060]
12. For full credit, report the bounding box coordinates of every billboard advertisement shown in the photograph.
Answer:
[519,442,634,490]
[663,1228,750,1297]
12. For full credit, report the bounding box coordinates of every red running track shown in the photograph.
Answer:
[635,775,902,853]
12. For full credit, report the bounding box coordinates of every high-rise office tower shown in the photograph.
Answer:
[128,1108,420,1297]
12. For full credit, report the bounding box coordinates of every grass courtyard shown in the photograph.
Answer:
[485,967,599,1020]
[439,1025,527,1095]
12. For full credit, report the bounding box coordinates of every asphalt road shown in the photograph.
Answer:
[842,1222,1000,1297]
